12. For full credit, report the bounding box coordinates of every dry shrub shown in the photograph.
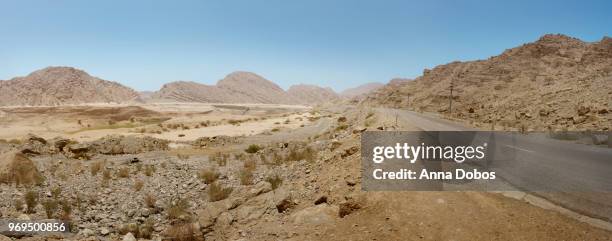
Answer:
[134,179,144,191]
[102,169,111,180]
[60,199,72,220]
[14,199,24,212]
[210,153,227,166]
[24,190,38,213]
[119,222,138,235]
[239,168,253,185]
[198,168,219,184]
[285,146,316,162]
[177,153,190,160]
[139,219,154,239]
[51,186,62,199]
[90,161,103,176]
[144,193,156,208]
[167,198,190,221]
[208,183,232,202]
[166,222,198,241]
[42,199,58,218]
[144,164,155,176]
[265,174,283,190]
[117,167,130,178]
[244,144,261,154]
[243,158,257,170]
[335,124,348,131]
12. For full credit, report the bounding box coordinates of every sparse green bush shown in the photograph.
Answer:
[42,199,58,218]
[265,174,283,190]
[245,144,262,154]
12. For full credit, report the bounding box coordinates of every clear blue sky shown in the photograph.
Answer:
[1,0,610,92]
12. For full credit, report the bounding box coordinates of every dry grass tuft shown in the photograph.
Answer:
[24,190,38,214]
[90,161,103,176]
[208,183,232,202]
[144,193,156,208]
[134,179,144,191]
[198,168,219,184]
[239,168,254,185]
[165,222,198,241]
[166,198,191,221]
[117,167,130,178]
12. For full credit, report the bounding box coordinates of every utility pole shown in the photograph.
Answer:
[449,78,454,116]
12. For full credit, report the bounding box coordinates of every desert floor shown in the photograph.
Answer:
[0,103,610,241]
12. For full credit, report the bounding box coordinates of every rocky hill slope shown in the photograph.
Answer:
[0,67,138,106]
[363,34,612,130]
[287,84,340,104]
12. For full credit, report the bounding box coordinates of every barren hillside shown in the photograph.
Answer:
[0,67,138,106]
[363,34,612,130]
[287,84,340,104]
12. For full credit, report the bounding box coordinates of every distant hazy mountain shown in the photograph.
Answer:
[0,67,138,106]
[287,84,340,104]
[340,82,385,98]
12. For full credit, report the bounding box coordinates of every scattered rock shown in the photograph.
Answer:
[122,232,137,241]
[273,188,296,213]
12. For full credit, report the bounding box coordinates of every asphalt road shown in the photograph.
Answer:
[379,108,612,222]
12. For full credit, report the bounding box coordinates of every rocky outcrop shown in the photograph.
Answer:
[363,34,612,130]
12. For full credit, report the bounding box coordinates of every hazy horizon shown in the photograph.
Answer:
[1,0,610,92]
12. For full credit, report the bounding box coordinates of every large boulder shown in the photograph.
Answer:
[0,151,43,185]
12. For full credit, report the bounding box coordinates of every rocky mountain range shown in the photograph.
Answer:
[147,72,343,105]
[363,34,612,130]
[0,67,138,106]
